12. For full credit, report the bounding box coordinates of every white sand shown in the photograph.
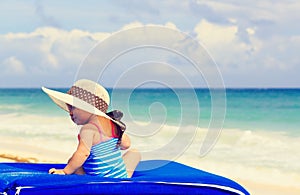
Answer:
[1,137,300,195]
[0,137,69,163]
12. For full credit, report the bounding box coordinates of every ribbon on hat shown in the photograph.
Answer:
[67,86,109,113]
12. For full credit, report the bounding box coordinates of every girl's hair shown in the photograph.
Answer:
[106,110,126,147]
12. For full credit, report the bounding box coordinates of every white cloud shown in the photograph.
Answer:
[164,22,178,30]
[0,27,112,87]
[194,19,252,71]
[0,10,300,87]
[120,21,144,30]
[2,56,25,75]
[0,27,111,72]
[246,28,255,36]
[195,19,238,47]
[2,24,186,87]
[193,18,300,75]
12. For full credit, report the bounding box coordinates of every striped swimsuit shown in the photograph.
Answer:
[82,122,128,178]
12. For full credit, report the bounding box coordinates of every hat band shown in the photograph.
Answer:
[67,86,108,113]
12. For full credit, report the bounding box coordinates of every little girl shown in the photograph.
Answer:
[42,79,141,178]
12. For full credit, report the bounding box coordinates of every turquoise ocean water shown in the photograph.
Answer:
[1,88,299,134]
[0,88,299,186]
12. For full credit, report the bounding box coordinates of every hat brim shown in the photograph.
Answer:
[42,87,115,123]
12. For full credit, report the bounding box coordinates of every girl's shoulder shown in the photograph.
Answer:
[81,122,100,133]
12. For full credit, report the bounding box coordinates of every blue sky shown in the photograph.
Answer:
[0,0,299,88]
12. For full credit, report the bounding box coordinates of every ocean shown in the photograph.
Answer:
[0,88,299,186]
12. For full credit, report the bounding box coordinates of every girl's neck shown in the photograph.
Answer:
[87,115,99,124]
[95,116,112,136]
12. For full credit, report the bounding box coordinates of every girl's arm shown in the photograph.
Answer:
[49,128,94,175]
[62,140,90,174]
[119,133,131,150]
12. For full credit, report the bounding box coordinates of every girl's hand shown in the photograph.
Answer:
[49,168,66,175]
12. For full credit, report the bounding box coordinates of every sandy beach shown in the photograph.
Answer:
[1,138,300,195]
[0,136,70,163]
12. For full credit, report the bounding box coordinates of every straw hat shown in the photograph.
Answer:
[42,79,116,123]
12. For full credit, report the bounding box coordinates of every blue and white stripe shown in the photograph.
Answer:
[83,138,128,178]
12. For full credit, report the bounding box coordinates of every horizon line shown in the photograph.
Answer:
[1,86,300,90]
